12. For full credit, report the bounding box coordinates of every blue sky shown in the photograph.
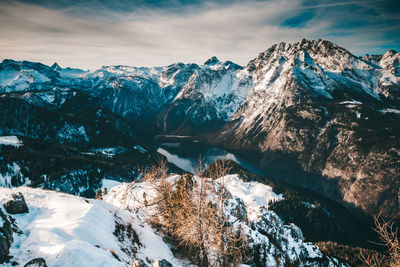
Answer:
[0,0,399,69]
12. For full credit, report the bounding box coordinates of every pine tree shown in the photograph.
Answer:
[96,188,103,200]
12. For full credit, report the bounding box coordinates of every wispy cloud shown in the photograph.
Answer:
[0,0,398,69]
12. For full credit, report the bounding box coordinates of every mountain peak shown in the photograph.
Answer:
[254,39,351,67]
[270,39,341,54]
[204,56,220,65]
[51,62,62,70]
[383,49,398,58]
[1,59,19,66]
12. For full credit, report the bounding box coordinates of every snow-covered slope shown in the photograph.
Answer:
[220,174,282,221]
[0,60,58,93]
[159,57,252,134]
[104,173,346,266]
[0,187,187,267]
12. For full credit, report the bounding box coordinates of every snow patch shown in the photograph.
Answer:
[102,179,122,192]
[0,136,22,147]
[218,174,283,221]
[379,108,400,114]
[133,145,147,154]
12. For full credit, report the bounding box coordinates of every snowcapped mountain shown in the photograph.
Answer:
[0,38,399,224]
[159,57,252,134]
[0,60,58,92]
[1,39,398,266]
[0,59,198,122]
[216,39,400,151]
[0,57,250,133]
[213,39,400,220]
[80,63,198,124]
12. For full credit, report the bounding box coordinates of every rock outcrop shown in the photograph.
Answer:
[24,258,48,267]
[0,209,13,263]
[151,259,172,267]
[130,259,148,267]
[3,192,29,214]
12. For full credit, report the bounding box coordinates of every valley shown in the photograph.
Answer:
[0,38,399,266]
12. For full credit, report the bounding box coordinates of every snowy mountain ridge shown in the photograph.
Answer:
[0,186,188,267]
[1,38,399,220]
[1,39,398,125]
[1,39,398,266]
[104,173,345,266]
[0,173,348,267]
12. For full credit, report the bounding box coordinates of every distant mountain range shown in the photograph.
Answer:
[0,39,399,221]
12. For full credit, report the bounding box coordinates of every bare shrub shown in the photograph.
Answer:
[201,158,232,179]
[145,159,249,267]
[361,214,400,267]
[142,158,169,182]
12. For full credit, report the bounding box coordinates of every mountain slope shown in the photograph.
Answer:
[104,172,347,266]
[1,39,399,221]
[158,57,252,134]
[212,39,400,219]
[0,59,198,127]
[0,187,186,267]
[0,89,163,196]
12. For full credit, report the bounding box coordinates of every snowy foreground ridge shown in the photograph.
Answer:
[0,187,183,267]
[0,174,346,266]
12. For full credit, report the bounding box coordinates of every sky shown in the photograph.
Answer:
[0,0,399,70]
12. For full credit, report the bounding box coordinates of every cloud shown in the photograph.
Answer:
[0,0,398,69]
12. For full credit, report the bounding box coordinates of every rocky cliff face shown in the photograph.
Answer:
[213,39,400,219]
[0,209,13,263]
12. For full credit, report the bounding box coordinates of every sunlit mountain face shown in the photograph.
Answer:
[0,1,399,267]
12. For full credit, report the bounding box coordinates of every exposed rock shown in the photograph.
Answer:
[130,259,148,267]
[212,39,400,220]
[23,257,48,267]
[0,209,13,263]
[3,192,29,214]
[151,259,172,267]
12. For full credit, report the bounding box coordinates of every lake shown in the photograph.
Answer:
[156,143,264,176]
